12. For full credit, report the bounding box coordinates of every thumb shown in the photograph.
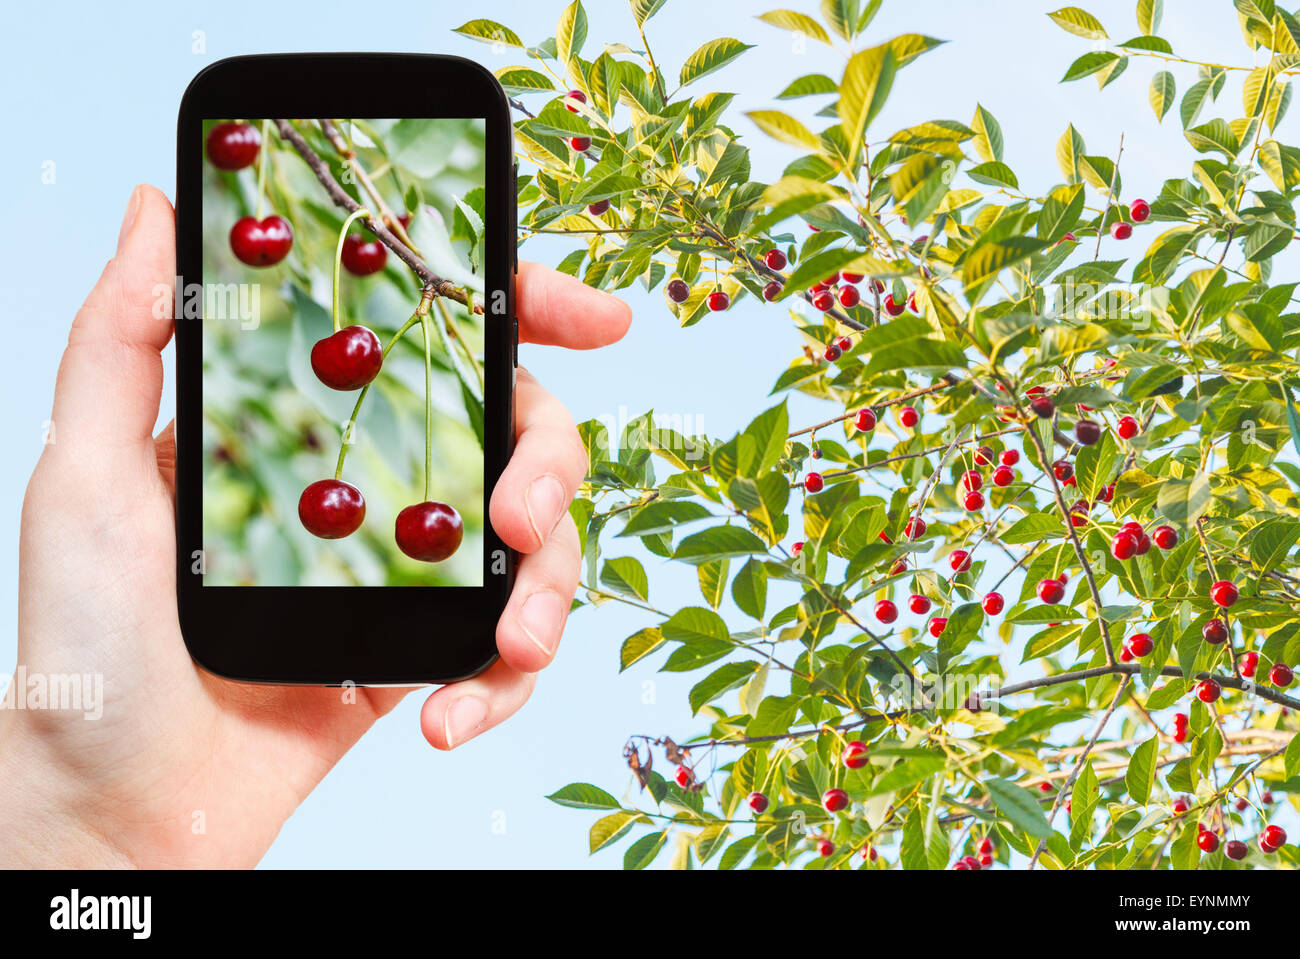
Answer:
[50,185,175,455]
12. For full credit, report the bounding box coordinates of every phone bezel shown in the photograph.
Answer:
[175,53,515,685]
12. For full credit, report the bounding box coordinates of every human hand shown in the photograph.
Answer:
[0,185,629,867]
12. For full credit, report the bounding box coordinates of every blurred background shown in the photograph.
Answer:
[2,0,1294,867]
[201,117,486,587]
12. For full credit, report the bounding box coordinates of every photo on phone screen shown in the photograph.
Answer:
[200,118,486,588]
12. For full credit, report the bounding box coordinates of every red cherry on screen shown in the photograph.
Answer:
[311,325,383,391]
[1111,221,1133,240]
[993,465,1014,487]
[1202,618,1228,645]
[205,121,261,170]
[982,592,1004,615]
[1197,831,1220,853]
[1153,525,1178,549]
[1129,198,1150,222]
[856,408,877,432]
[298,480,366,539]
[340,234,388,276]
[1030,396,1055,419]
[1075,419,1101,445]
[929,617,948,637]
[707,290,731,312]
[1117,415,1140,439]
[763,280,782,301]
[395,502,464,562]
[899,406,920,428]
[666,278,690,302]
[1224,840,1248,861]
[1195,679,1222,703]
[564,89,587,112]
[1270,663,1294,688]
[230,215,294,267]
[1037,578,1065,604]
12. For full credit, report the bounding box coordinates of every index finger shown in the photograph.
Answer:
[517,260,632,349]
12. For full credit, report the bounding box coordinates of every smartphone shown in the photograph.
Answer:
[175,54,515,684]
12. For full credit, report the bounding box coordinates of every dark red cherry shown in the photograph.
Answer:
[298,480,366,539]
[395,501,464,562]
[564,90,587,112]
[1224,840,1248,861]
[205,121,261,170]
[230,215,294,267]
[587,199,610,215]
[666,278,690,303]
[311,325,383,391]
[340,234,388,276]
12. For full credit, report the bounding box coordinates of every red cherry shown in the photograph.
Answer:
[1210,580,1238,608]
[707,290,731,312]
[909,594,931,614]
[840,271,864,284]
[1197,831,1220,853]
[666,278,690,302]
[1225,840,1248,861]
[1053,461,1074,482]
[973,446,995,467]
[1234,797,1249,812]
[905,516,927,539]
[1173,712,1188,728]
[1119,647,1133,662]
[1056,232,1077,246]
[1262,791,1275,804]
[298,480,365,539]
[1270,663,1294,688]
[1127,632,1154,658]
[229,215,294,267]
[810,282,828,294]
[1129,198,1150,223]
[842,741,870,769]
[1069,500,1089,527]
[838,285,861,308]
[675,766,693,788]
[1030,396,1055,419]
[564,89,587,112]
[792,542,804,556]
[1112,531,1138,561]
[899,406,920,428]
[1135,533,1151,554]
[979,854,993,868]
[340,234,388,276]
[1262,824,1287,848]
[587,199,610,215]
[1099,484,1115,503]
[1075,420,1101,446]
[891,559,908,575]
[804,472,824,493]
[977,836,994,855]
[964,491,985,511]
[982,592,1004,615]
[823,344,842,362]
[568,136,591,151]
[205,121,261,170]
[822,788,849,813]
[812,289,834,311]
[747,791,769,813]
[1239,651,1259,677]
[762,280,782,301]
[883,293,906,316]
[1195,679,1221,703]
[1038,781,1053,794]
[962,469,983,492]
[823,274,839,286]
[764,248,787,270]
[1111,221,1133,240]
[1152,525,1177,549]
[1202,618,1228,645]
[855,408,877,432]
[1171,796,1190,815]
[1121,521,1144,537]
[875,600,898,624]
[1117,415,1140,439]
[837,337,852,352]
[1037,578,1065,604]
[907,291,919,313]
[816,839,834,857]
[1000,449,1020,467]
[949,551,971,573]
[394,501,464,562]
[929,617,948,636]
[953,860,972,870]
[311,325,383,391]
[992,465,1014,487]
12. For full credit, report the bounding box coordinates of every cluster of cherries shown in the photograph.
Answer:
[1108,196,1150,240]
[207,121,464,564]
[952,836,997,870]
[1170,794,1288,859]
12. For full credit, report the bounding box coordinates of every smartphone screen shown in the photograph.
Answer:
[199,118,487,588]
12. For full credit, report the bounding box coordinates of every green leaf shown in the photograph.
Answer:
[495,67,555,95]
[452,19,524,47]
[630,0,668,27]
[1155,472,1211,526]
[971,103,1004,163]
[821,0,858,40]
[1126,736,1159,805]
[680,38,754,87]
[1002,512,1067,544]
[757,8,832,44]
[547,782,621,810]
[1048,6,1108,39]
[675,525,769,564]
[620,626,665,671]
[967,161,1019,188]
[962,237,1048,290]
[732,558,769,619]
[746,109,824,151]
[624,830,668,870]
[1137,0,1163,35]
[600,556,649,602]
[1062,51,1121,83]
[1150,70,1176,120]
[839,45,897,168]
[1285,732,1300,780]
[619,500,713,538]
[590,811,640,853]
[698,559,729,608]
[985,778,1053,839]
[776,73,839,99]
[1249,518,1300,577]
[1184,118,1240,156]
[556,0,587,65]
[1057,124,1086,183]
[1070,760,1099,850]
[661,606,730,645]
[689,661,761,714]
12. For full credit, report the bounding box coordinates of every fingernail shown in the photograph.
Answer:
[443,695,487,749]
[116,186,142,253]
[519,590,567,656]
[524,474,567,545]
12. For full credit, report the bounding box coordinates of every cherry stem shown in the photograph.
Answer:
[333,311,421,480]
[419,312,434,503]
[332,208,372,334]
[255,119,270,220]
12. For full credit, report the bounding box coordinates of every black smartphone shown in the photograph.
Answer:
[175,54,515,684]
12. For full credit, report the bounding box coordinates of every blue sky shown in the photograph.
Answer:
[0,1,1283,867]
